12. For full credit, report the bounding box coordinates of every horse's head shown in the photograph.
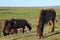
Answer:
[26,22,32,32]
[2,20,11,36]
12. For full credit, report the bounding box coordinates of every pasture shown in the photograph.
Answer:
[0,7,60,40]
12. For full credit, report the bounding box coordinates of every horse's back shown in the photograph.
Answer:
[40,8,56,24]
[46,8,56,20]
[16,19,27,27]
[10,19,27,28]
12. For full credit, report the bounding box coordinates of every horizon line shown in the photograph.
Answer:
[0,5,60,7]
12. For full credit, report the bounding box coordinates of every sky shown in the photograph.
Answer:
[0,0,60,7]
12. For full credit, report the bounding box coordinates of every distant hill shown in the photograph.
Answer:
[41,6,60,8]
[0,6,60,8]
[51,6,60,8]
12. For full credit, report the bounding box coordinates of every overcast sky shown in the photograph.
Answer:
[0,0,60,7]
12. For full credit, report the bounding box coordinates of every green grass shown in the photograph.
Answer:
[0,8,60,19]
[0,7,60,40]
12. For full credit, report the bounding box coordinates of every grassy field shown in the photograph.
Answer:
[0,7,60,40]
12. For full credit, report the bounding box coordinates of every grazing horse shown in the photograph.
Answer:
[1,19,32,36]
[10,19,32,34]
[37,8,56,39]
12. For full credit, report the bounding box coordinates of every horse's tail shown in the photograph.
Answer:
[26,20,32,31]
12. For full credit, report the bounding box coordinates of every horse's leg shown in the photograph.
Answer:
[49,20,55,32]
[20,28,22,33]
[51,21,55,32]
[14,29,17,34]
[22,27,24,33]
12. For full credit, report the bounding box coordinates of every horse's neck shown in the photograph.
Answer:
[39,20,45,27]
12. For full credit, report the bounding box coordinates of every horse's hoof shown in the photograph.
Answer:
[51,31,54,33]
[37,36,41,39]
[37,37,41,39]
[48,32,50,33]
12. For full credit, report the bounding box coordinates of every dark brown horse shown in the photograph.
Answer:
[2,19,32,36]
[37,8,56,39]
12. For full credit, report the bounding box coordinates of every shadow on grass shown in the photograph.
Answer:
[43,30,60,39]
[13,30,60,40]
[13,31,36,40]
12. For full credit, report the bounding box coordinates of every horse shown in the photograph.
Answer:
[10,19,32,34]
[37,8,56,39]
[1,19,32,36]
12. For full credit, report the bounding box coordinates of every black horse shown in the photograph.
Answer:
[37,8,56,39]
[2,19,32,36]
